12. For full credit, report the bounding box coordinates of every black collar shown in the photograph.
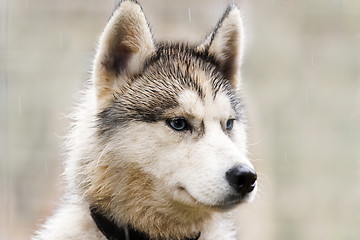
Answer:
[90,207,201,240]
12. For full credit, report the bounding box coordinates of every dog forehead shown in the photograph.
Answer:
[135,48,237,120]
[178,87,233,120]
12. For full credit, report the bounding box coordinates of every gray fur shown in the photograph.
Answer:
[98,43,246,136]
[33,1,255,239]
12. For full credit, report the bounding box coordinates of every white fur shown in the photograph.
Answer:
[33,1,256,240]
[208,7,245,66]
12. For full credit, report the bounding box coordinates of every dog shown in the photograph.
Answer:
[33,0,257,239]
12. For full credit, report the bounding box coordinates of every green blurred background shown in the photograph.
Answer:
[1,0,359,239]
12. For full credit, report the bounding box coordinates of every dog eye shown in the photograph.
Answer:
[167,118,191,131]
[226,119,235,131]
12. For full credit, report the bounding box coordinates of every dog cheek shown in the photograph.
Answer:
[112,123,184,177]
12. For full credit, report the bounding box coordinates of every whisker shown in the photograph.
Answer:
[250,158,265,163]
[248,136,266,146]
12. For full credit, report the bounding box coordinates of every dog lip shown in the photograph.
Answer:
[175,186,246,210]
[203,196,246,211]
[215,196,244,210]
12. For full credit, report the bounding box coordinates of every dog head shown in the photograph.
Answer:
[77,0,257,235]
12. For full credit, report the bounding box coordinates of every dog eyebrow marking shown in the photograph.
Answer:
[97,43,245,136]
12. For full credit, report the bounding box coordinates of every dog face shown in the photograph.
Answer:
[84,0,256,220]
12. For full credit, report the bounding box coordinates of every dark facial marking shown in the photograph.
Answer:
[97,43,245,136]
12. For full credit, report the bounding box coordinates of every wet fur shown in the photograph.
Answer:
[33,1,255,239]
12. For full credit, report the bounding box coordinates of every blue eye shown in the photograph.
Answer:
[226,119,234,131]
[167,118,191,131]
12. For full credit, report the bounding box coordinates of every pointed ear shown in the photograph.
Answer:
[93,0,155,105]
[198,4,244,89]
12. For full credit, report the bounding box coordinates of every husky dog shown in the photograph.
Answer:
[33,0,257,239]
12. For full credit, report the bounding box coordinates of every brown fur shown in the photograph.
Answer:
[33,1,255,239]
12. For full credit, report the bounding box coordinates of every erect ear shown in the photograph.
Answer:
[197,4,244,89]
[92,0,155,105]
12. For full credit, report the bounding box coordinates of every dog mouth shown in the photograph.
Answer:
[214,194,248,210]
[174,186,250,210]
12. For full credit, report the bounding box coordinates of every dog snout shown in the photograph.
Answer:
[226,165,257,195]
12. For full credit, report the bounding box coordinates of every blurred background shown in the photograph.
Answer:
[1,0,360,239]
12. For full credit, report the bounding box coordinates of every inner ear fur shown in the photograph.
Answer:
[198,4,244,89]
[92,0,155,104]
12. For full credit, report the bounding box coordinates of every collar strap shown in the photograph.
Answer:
[90,206,201,240]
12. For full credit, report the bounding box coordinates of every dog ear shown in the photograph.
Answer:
[93,0,155,105]
[198,4,244,89]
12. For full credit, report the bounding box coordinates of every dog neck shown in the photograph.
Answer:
[90,206,201,240]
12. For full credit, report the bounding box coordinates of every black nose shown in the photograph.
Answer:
[226,166,257,195]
